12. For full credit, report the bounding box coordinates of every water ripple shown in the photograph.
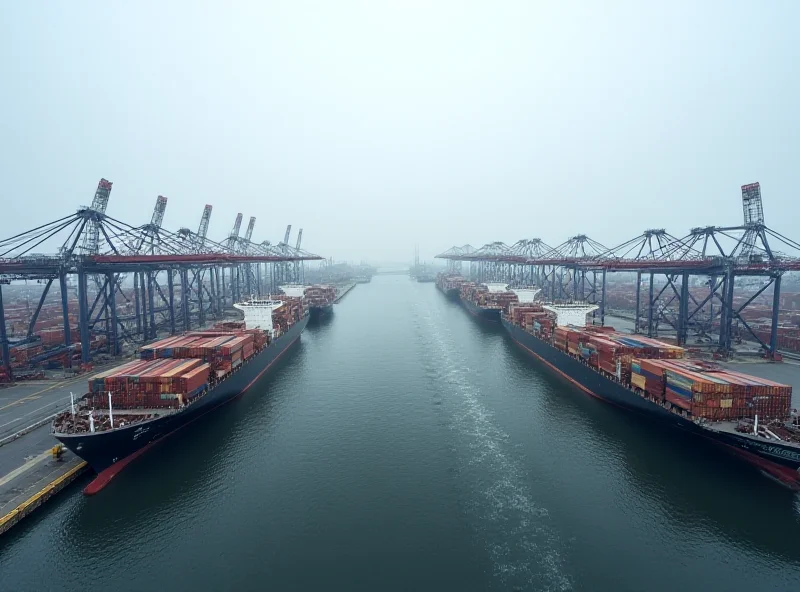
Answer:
[412,301,573,591]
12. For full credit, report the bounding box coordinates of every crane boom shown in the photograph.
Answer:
[90,178,113,213]
[197,205,213,238]
[283,224,292,245]
[151,195,168,228]
[244,216,256,242]
[82,178,113,254]
[228,213,243,249]
[295,228,303,250]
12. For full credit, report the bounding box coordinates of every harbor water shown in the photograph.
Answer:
[2,276,800,591]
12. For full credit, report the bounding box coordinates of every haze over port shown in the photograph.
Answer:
[2,1,799,262]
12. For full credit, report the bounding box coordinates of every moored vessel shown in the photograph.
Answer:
[459,282,538,322]
[499,302,800,489]
[303,284,337,319]
[52,296,308,494]
[435,273,465,300]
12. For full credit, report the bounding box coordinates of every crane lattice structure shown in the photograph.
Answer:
[435,182,800,358]
[437,245,476,275]
[0,179,323,378]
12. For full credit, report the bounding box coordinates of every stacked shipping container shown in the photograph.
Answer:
[630,359,792,420]
[552,325,685,384]
[459,282,485,304]
[435,274,466,293]
[87,358,210,409]
[140,330,258,379]
[304,285,336,308]
[272,297,303,337]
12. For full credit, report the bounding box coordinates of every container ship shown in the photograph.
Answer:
[459,282,540,322]
[499,301,800,489]
[52,296,308,494]
[280,284,335,319]
[303,284,336,319]
[435,273,465,300]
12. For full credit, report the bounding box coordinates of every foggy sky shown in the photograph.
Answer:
[1,1,798,263]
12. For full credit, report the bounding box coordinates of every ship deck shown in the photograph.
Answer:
[706,420,800,446]
[503,316,800,443]
[53,408,174,435]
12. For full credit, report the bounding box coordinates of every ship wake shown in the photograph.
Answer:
[412,301,573,591]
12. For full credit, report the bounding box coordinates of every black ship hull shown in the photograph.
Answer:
[461,298,501,322]
[309,304,333,319]
[54,315,308,494]
[501,318,800,489]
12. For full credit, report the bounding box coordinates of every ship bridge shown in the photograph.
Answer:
[542,304,599,327]
[485,282,509,293]
[233,299,285,333]
[511,288,541,303]
[279,284,307,298]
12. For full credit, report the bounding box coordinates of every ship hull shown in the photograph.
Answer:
[461,298,501,322]
[55,315,308,493]
[501,318,800,489]
[309,304,333,319]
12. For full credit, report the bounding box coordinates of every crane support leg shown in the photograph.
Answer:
[26,278,54,338]
[678,272,690,345]
[59,273,71,365]
[634,272,641,333]
[717,274,728,350]
[0,284,11,378]
[197,270,204,326]
[724,269,735,352]
[78,268,90,364]
[140,272,148,339]
[209,267,216,316]
[107,273,118,355]
[133,272,142,337]
[221,267,227,308]
[770,274,782,359]
[147,271,156,340]
[647,273,654,337]
[600,268,606,326]
[181,269,190,331]
[168,269,176,335]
